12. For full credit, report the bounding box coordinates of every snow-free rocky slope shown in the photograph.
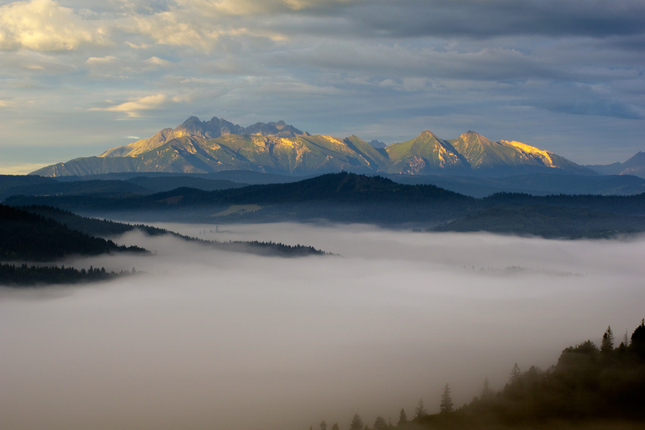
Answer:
[32,117,593,177]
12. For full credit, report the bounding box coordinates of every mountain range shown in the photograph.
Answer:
[31,116,595,177]
[586,152,645,177]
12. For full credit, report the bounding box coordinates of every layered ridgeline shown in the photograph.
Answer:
[31,117,592,177]
[587,151,645,178]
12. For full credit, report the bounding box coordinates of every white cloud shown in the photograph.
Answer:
[84,56,174,78]
[120,9,287,51]
[0,0,109,51]
[96,93,170,117]
[86,56,117,65]
[146,56,172,67]
[177,0,358,16]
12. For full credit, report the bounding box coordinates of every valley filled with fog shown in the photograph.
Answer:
[1,224,644,430]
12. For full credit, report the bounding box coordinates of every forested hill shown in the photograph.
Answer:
[5,173,645,238]
[0,204,146,262]
[5,173,476,225]
[17,205,328,258]
[316,322,645,430]
[148,171,472,205]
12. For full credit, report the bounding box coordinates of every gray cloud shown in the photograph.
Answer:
[0,0,644,169]
[322,0,645,40]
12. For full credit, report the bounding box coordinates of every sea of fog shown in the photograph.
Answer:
[2,223,645,430]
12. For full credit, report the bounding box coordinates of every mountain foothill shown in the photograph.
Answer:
[31,116,599,178]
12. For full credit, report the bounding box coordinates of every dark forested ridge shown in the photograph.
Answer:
[0,205,327,285]
[5,173,645,238]
[433,205,645,239]
[15,205,328,258]
[0,173,249,200]
[4,172,476,225]
[316,322,645,430]
[0,204,147,261]
[0,263,135,286]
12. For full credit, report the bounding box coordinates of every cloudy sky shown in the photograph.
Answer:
[0,0,644,173]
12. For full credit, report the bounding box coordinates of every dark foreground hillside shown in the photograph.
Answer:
[18,205,328,258]
[0,204,146,261]
[0,205,327,286]
[0,264,136,287]
[316,322,645,430]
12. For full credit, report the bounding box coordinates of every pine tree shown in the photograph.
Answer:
[331,423,340,430]
[373,416,388,430]
[631,319,645,359]
[320,420,327,430]
[397,408,408,426]
[601,326,614,353]
[440,384,453,414]
[481,377,493,399]
[414,399,427,419]
[349,414,364,430]
[510,363,521,384]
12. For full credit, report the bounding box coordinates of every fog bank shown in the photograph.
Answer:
[1,224,644,430]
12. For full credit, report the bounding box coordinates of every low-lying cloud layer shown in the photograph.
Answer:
[1,224,644,430]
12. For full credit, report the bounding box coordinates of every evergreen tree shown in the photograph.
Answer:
[440,384,453,414]
[631,319,645,359]
[349,414,364,430]
[413,399,427,419]
[373,416,388,430]
[331,423,340,430]
[397,408,407,426]
[624,329,629,347]
[510,363,521,384]
[601,326,614,353]
[504,363,524,399]
[320,420,327,430]
[481,377,493,399]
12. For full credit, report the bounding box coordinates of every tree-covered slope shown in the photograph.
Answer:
[433,205,645,238]
[314,322,645,430]
[7,173,645,237]
[17,205,328,258]
[0,205,146,261]
[150,171,471,205]
[0,264,133,287]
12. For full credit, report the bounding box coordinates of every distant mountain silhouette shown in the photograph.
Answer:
[587,151,645,178]
[7,173,645,238]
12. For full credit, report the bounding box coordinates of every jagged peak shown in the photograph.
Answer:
[182,115,201,124]
[170,116,307,138]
